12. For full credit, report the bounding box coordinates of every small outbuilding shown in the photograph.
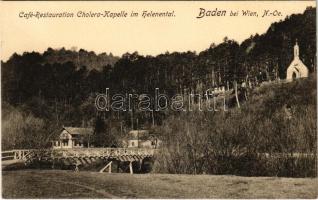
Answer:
[124,130,161,149]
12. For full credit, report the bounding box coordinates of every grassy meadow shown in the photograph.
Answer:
[2,170,317,198]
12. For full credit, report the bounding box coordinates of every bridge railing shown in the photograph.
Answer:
[2,149,31,161]
[51,148,155,158]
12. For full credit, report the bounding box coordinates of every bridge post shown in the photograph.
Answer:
[139,159,143,171]
[51,151,55,169]
[52,159,55,169]
[116,160,120,173]
[129,161,133,174]
[99,161,112,173]
[108,161,112,173]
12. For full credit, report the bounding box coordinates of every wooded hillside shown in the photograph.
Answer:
[1,7,316,151]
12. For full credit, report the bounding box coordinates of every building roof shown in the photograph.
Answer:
[127,130,159,140]
[63,127,93,136]
[127,130,149,140]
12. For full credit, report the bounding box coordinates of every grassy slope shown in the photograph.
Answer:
[247,75,316,114]
[2,170,317,198]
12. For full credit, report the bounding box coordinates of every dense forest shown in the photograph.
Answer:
[1,7,316,151]
[41,47,118,71]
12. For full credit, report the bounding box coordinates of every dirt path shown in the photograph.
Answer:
[2,171,120,199]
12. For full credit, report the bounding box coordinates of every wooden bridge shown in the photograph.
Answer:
[2,148,155,174]
[2,149,31,167]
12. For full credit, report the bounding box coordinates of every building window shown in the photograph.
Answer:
[131,142,135,147]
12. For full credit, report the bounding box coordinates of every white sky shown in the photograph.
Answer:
[0,1,316,61]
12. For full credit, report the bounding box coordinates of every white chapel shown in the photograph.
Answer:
[286,40,309,80]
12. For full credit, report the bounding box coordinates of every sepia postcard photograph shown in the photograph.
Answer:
[0,0,317,199]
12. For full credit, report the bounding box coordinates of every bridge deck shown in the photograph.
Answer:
[2,148,155,165]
